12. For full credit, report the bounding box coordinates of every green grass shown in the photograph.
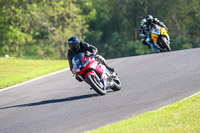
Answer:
[87,93,200,133]
[0,57,69,89]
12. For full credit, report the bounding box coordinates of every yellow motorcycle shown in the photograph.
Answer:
[147,25,171,52]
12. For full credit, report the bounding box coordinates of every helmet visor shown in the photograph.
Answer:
[69,42,79,50]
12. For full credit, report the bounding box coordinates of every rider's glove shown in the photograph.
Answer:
[90,53,95,57]
[85,51,95,58]
[75,75,83,82]
[85,51,91,57]
[140,34,145,38]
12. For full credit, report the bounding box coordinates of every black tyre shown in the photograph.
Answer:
[86,74,106,95]
[160,37,171,52]
[111,76,121,91]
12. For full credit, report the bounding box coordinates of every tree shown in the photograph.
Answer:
[0,0,199,59]
[32,0,88,59]
[0,0,88,59]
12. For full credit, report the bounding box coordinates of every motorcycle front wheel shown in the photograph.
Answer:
[160,37,171,52]
[86,74,106,95]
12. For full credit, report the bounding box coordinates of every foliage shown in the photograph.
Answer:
[0,0,199,59]
[84,0,200,59]
[0,0,87,59]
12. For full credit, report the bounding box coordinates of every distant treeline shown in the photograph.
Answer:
[0,0,199,59]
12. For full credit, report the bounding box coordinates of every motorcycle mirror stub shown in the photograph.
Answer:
[72,68,80,73]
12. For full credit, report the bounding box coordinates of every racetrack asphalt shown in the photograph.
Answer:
[0,48,200,133]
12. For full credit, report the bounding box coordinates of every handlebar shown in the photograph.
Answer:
[85,53,97,58]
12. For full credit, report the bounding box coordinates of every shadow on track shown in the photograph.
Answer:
[0,93,99,110]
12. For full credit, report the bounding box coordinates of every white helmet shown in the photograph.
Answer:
[141,19,147,27]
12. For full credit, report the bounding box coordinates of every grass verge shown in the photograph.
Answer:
[0,57,69,89]
[87,93,200,133]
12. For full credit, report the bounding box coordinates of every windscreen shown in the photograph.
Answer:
[72,52,84,69]
[151,25,161,35]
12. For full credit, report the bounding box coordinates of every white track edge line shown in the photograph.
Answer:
[0,68,70,92]
[182,92,200,101]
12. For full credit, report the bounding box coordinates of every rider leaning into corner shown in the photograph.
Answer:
[139,15,168,52]
[67,36,115,82]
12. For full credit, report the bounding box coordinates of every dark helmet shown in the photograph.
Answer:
[141,19,147,27]
[146,15,153,24]
[68,36,80,51]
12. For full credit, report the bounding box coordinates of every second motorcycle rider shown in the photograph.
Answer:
[139,15,168,52]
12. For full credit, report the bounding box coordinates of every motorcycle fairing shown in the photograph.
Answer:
[99,65,114,89]
[161,27,168,36]
[151,26,161,44]
[161,27,170,40]
[86,61,113,89]
[151,26,169,45]
[151,33,159,44]
[72,52,114,90]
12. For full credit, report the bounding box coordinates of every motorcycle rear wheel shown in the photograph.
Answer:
[111,75,122,91]
[160,37,171,52]
[86,74,106,95]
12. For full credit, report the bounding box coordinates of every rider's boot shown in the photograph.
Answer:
[105,65,115,73]
[101,59,115,73]
[152,43,160,53]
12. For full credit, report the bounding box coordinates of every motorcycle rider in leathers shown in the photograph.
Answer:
[139,15,167,52]
[67,36,115,82]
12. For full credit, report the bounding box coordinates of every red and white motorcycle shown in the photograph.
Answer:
[72,52,121,95]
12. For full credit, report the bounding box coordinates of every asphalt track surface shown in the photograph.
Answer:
[0,48,200,133]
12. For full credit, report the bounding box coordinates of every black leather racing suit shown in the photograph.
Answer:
[67,42,98,71]
[67,42,113,82]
